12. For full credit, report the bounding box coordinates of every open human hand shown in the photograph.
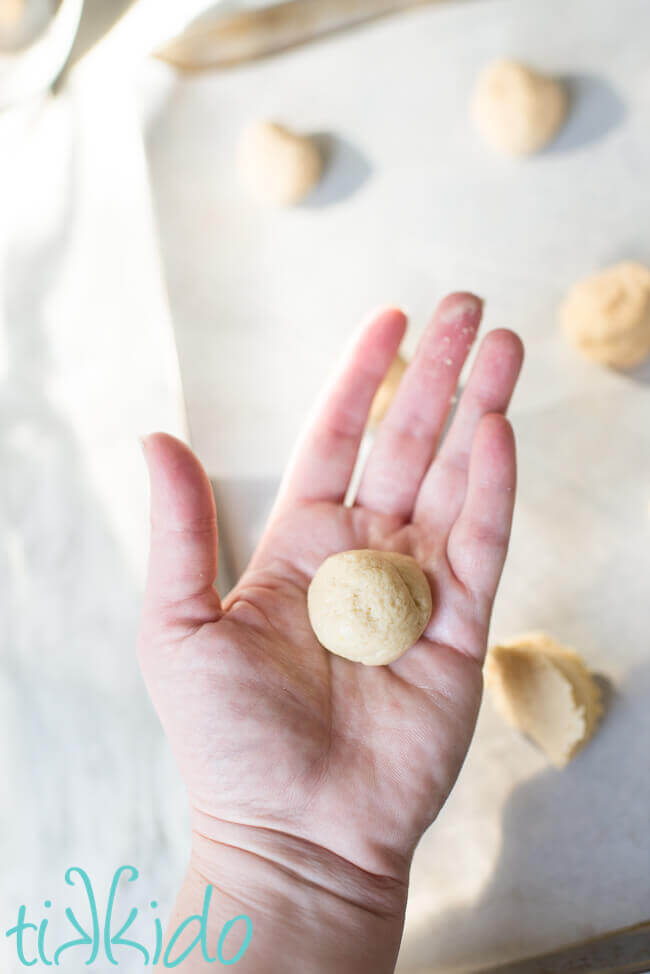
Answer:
[138,293,523,968]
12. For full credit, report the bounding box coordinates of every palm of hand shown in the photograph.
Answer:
[139,295,522,882]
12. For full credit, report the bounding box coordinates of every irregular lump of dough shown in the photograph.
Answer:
[307,550,432,666]
[238,121,322,205]
[368,354,407,427]
[560,261,650,369]
[486,632,602,767]
[472,59,567,156]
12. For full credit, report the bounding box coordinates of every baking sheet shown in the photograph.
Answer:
[140,0,650,966]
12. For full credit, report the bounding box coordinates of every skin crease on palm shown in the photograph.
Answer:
[137,292,524,966]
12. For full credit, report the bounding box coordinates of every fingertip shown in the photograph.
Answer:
[478,412,512,432]
[143,433,215,529]
[466,330,524,408]
[141,434,220,614]
[483,328,525,366]
[365,306,409,343]
[353,306,408,374]
[477,410,514,439]
[141,430,190,457]
[472,413,516,487]
[435,291,484,326]
[368,305,408,325]
[141,432,199,478]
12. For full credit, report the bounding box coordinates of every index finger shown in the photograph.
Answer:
[275,308,407,509]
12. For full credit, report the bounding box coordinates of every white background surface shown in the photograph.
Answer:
[141,0,650,968]
[0,68,188,972]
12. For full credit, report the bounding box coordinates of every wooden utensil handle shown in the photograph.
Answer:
[156,0,438,71]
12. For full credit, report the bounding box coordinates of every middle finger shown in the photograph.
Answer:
[355,292,483,517]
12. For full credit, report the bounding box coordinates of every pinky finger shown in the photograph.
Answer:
[447,414,517,612]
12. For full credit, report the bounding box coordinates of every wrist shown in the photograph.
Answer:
[167,812,408,972]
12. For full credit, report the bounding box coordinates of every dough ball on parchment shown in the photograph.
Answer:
[560,261,650,369]
[0,0,27,46]
[0,0,25,30]
[368,354,408,428]
[472,58,567,156]
[238,120,323,205]
[307,550,432,666]
[486,632,602,768]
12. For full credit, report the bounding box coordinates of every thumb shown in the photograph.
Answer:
[140,433,222,630]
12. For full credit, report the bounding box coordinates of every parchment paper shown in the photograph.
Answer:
[140,0,650,966]
[400,370,650,971]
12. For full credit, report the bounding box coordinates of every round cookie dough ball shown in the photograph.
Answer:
[368,354,407,428]
[0,0,22,23]
[307,550,432,666]
[472,58,567,156]
[238,120,323,206]
[560,261,650,368]
[0,0,29,47]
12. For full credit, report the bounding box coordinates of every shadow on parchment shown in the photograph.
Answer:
[303,132,373,208]
[397,662,650,973]
[544,74,626,155]
[626,355,650,389]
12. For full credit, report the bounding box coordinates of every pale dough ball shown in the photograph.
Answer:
[368,354,407,427]
[472,58,567,156]
[486,632,602,768]
[307,550,432,666]
[238,120,323,206]
[0,0,54,48]
[0,0,25,29]
[560,261,650,369]
[0,0,26,44]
